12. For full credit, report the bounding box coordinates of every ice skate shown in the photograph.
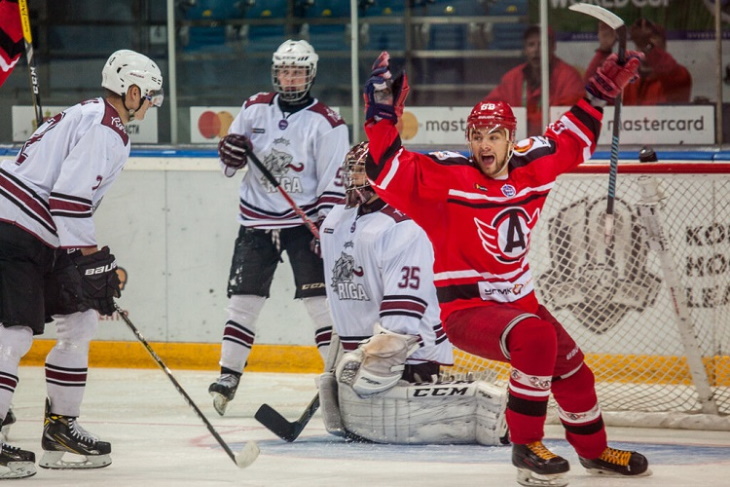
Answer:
[40,400,111,470]
[0,442,36,479]
[579,447,651,477]
[209,373,240,416]
[1,408,16,441]
[512,441,570,487]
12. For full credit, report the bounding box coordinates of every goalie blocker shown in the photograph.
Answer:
[319,371,508,446]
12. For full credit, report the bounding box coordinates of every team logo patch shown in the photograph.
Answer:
[330,252,369,300]
[501,184,516,197]
[513,139,534,153]
[278,119,288,130]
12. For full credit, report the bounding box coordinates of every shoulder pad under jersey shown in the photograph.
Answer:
[307,102,346,128]
[244,92,276,108]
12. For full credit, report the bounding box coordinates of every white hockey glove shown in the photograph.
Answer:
[336,329,420,396]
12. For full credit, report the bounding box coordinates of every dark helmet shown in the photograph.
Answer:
[466,100,517,142]
[343,141,375,208]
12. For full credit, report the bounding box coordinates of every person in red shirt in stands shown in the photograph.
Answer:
[484,25,584,137]
[584,18,692,105]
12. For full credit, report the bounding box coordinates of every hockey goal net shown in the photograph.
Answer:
[446,160,730,427]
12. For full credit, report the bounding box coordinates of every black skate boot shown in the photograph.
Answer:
[0,442,36,479]
[40,399,111,470]
[209,373,240,416]
[579,447,651,476]
[512,441,570,487]
[1,408,16,441]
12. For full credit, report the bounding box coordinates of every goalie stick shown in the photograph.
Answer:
[255,334,341,441]
[18,0,43,127]
[114,303,261,467]
[634,151,719,415]
[569,2,627,244]
[245,150,320,239]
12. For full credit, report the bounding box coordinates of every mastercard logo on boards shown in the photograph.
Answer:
[198,110,234,139]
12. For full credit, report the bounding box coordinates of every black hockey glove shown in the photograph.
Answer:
[363,51,410,123]
[72,246,121,316]
[218,133,252,170]
[309,216,325,258]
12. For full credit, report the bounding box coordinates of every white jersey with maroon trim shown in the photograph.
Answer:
[0,98,130,248]
[224,92,349,229]
[320,199,453,366]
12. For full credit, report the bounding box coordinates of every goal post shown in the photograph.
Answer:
[446,161,730,427]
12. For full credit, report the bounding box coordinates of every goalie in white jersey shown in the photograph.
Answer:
[208,39,350,415]
[318,142,508,445]
[0,49,163,478]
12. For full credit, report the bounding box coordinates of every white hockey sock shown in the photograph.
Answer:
[0,325,33,421]
[219,295,266,373]
[302,296,333,362]
[46,310,98,417]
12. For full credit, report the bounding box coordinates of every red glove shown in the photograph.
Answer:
[363,51,410,122]
[586,51,644,103]
[218,133,252,170]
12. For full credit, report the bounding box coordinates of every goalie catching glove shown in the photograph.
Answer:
[586,51,643,104]
[218,133,252,171]
[363,51,410,123]
[336,327,421,396]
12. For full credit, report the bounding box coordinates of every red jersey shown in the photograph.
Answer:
[365,99,602,322]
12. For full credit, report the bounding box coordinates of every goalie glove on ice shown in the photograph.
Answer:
[363,51,410,123]
[336,329,421,396]
[586,51,643,104]
[218,133,252,171]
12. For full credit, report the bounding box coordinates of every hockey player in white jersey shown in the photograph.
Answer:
[318,142,508,445]
[0,49,163,478]
[208,39,349,415]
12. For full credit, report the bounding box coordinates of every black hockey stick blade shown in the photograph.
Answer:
[255,394,320,442]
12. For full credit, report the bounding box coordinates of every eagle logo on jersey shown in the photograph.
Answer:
[330,252,369,301]
[474,207,539,264]
[261,149,304,193]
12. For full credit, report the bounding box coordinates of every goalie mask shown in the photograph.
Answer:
[102,50,164,107]
[272,39,318,103]
[343,142,376,208]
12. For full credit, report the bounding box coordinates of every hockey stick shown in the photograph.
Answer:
[569,3,626,244]
[114,303,260,467]
[18,0,43,126]
[255,394,320,442]
[245,150,320,239]
[634,151,719,415]
[254,334,341,441]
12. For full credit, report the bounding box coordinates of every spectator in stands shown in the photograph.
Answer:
[483,25,584,136]
[584,18,692,105]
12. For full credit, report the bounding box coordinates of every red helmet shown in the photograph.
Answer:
[466,100,517,142]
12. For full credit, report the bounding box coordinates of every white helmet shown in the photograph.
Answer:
[271,39,318,102]
[102,49,164,106]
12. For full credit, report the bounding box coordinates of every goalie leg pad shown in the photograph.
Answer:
[338,380,507,445]
[318,372,346,437]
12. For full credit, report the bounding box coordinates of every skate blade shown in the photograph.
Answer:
[211,392,229,416]
[39,450,111,470]
[0,461,36,479]
[584,466,653,477]
[516,468,569,487]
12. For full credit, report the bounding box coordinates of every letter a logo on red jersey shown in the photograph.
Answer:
[475,207,538,263]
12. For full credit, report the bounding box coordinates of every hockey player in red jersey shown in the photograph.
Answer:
[363,51,651,486]
[0,49,163,478]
